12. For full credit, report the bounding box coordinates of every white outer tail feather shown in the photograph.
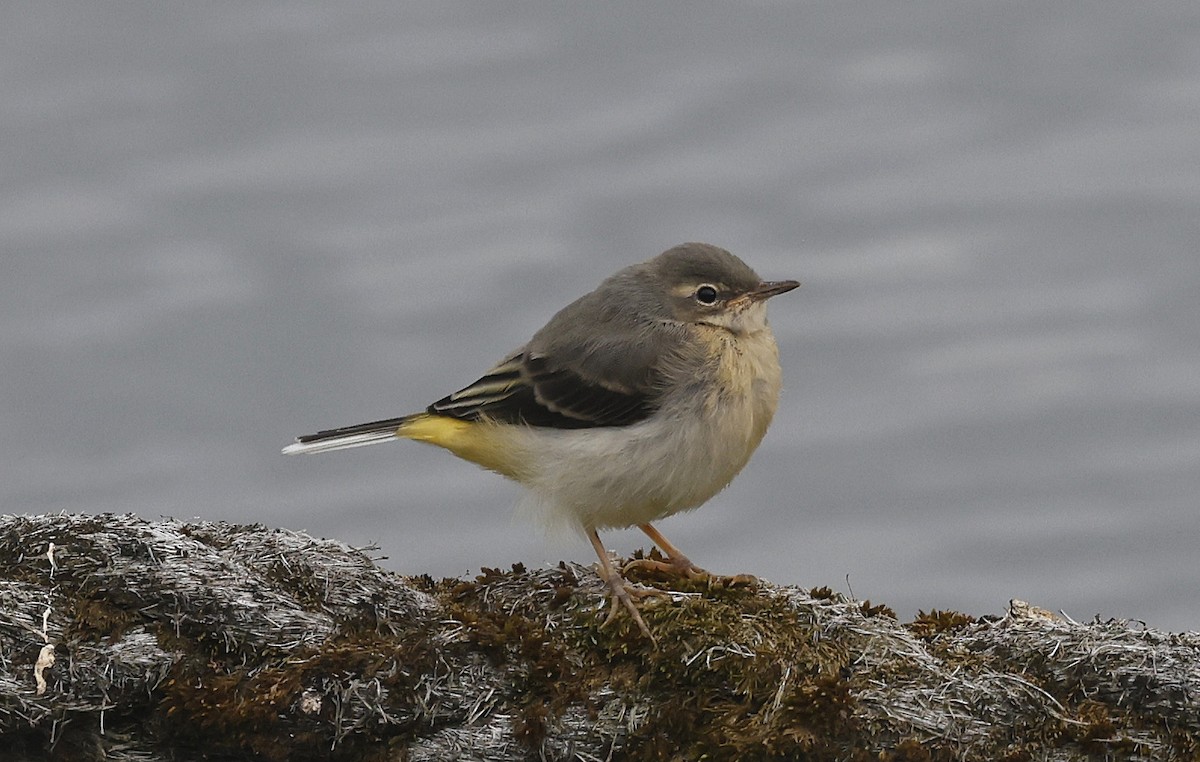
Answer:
[281,430,398,455]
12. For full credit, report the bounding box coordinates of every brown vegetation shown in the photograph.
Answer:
[2,513,1197,761]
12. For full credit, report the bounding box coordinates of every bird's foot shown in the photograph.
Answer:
[623,551,708,580]
[597,566,668,643]
[625,552,759,590]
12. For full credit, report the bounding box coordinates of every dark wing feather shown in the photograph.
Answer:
[428,352,659,429]
[525,355,657,426]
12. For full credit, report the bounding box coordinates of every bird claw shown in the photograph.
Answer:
[623,553,708,580]
[598,567,667,643]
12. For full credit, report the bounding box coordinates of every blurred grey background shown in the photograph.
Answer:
[4,4,1199,628]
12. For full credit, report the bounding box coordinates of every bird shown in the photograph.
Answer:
[283,242,799,640]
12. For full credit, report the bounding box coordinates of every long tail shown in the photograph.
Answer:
[282,415,415,455]
[283,412,522,478]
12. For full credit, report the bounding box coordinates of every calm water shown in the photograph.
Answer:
[4,4,1199,629]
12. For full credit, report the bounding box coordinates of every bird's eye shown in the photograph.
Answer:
[695,285,719,305]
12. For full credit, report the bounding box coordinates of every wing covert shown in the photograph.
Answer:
[428,352,660,429]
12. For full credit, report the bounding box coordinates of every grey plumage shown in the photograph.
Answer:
[283,242,798,642]
[429,243,764,429]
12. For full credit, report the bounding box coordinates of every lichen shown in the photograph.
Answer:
[3,514,1199,761]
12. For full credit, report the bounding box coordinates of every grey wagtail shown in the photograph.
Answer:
[284,242,798,640]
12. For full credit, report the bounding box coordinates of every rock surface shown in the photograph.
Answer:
[2,513,1198,761]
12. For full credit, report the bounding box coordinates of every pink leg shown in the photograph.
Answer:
[588,529,664,642]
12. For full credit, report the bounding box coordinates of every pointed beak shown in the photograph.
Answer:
[748,279,801,301]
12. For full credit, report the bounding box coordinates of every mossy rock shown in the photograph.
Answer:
[2,513,1198,761]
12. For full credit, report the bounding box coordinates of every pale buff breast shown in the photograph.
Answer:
[514,325,784,535]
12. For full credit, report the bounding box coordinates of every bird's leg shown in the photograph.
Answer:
[622,523,709,579]
[588,529,663,642]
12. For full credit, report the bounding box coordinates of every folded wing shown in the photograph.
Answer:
[429,352,659,428]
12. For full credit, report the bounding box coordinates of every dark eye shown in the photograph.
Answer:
[695,285,719,305]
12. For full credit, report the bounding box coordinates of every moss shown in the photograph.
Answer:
[158,627,438,761]
[880,738,934,761]
[859,600,897,619]
[8,514,1200,761]
[808,585,839,601]
[443,564,583,730]
[806,585,894,620]
[400,560,886,760]
[64,598,142,642]
[150,560,579,760]
[1169,728,1200,759]
[908,609,977,640]
[551,571,862,760]
[1059,700,1139,756]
